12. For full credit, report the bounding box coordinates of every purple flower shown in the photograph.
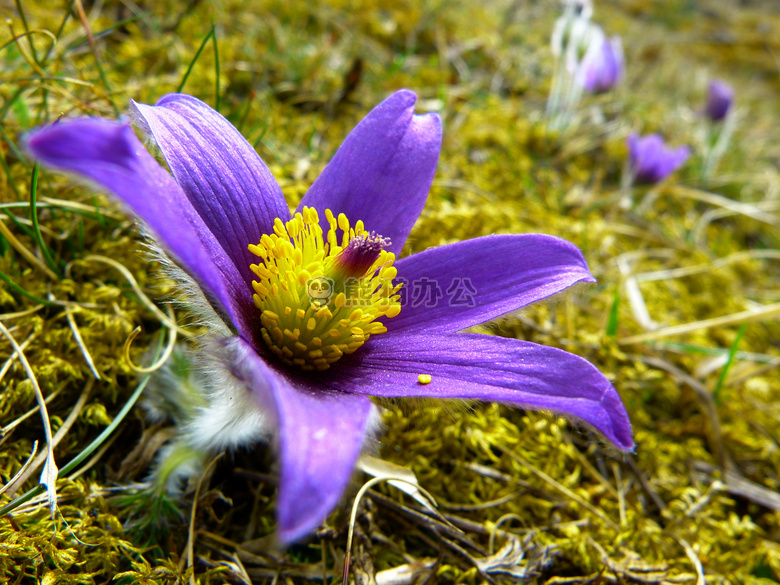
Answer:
[579,35,623,93]
[26,91,633,543]
[704,79,734,122]
[627,132,690,184]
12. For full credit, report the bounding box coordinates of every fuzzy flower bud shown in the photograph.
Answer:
[704,79,734,122]
[579,35,623,93]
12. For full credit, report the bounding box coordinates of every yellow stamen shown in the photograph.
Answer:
[249,207,402,371]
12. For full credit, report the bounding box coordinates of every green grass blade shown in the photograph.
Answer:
[0,269,56,306]
[0,125,30,172]
[63,14,144,55]
[29,164,60,275]
[13,0,39,64]
[176,28,214,94]
[42,0,74,64]
[212,22,221,112]
[0,152,23,201]
[0,201,121,227]
[712,323,747,405]
[606,287,620,337]
[2,209,35,240]
[73,2,121,117]
[0,86,28,124]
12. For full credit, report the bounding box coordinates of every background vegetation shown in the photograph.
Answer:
[1,0,779,583]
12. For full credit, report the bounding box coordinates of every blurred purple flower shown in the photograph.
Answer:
[579,35,623,93]
[627,132,690,184]
[704,79,734,122]
[26,91,633,543]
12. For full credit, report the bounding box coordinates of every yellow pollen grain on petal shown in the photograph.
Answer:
[418,374,432,384]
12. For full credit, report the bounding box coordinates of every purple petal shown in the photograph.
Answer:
[131,94,291,282]
[325,333,634,450]
[386,234,595,334]
[25,119,255,336]
[229,337,375,544]
[581,36,623,93]
[627,133,689,184]
[296,90,441,256]
[705,79,734,121]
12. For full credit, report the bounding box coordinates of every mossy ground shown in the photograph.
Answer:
[1,0,779,583]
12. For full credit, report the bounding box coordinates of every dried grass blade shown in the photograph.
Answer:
[65,307,101,380]
[78,254,192,337]
[0,334,165,516]
[0,212,59,280]
[619,302,780,345]
[1,380,92,500]
[497,445,620,531]
[0,321,58,517]
[0,441,37,497]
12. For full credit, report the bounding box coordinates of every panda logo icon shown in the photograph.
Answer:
[307,277,334,307]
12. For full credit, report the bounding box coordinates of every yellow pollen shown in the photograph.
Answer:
[418,374,432,384]
[249,207,402,371]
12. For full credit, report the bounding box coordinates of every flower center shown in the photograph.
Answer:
[248,207,402,371]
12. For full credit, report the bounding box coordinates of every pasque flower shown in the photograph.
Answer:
[704,79,734,122]
[27,91,633,543]
[627,132,690,184]
[579,35,623,94]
